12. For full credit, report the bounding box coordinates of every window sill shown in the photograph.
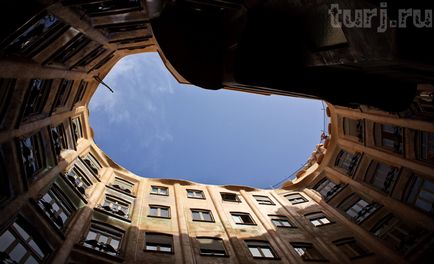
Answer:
[74,244,125,262]
[150,193,169,197]
[187,196,206,200]
[143,249,174,255]
[192,219,215,223]
[235,223,257,226]
[200,253,229,258]
[147,215,171,219]
[94,208,131,223]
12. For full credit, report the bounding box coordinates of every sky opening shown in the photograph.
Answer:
[89,53,326,189]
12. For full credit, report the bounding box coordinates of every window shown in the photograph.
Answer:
[149,205,170,218]
[53,79,73,109]
[83,153,101,176]
[51,123,68,156]
[100,195,131,219]
[73,45,107,68]
[197,237,227,256]
[19,131,46,180]
[3,12,65,56]
[365,161,399,194]
[245,241,277,259]
[314,178,343,201]
[83,223,123,256]
[0,78,14,126]
[403,174,434,215]
[345,198,380,224]
[79,0,142,17]
[37,185,73,230]
[49,33,91,65]
[187,189,205,199]
[253,195,274,205]
[269,215,293,228]
[0,217,50,263]
[65,166,92,196]
[231,212,255,225]
[334,150,361,176]
[151,186,168,196]
[343,118,364,142]
[291,242,327,261]
[111,177,134,194]
[71,117,83,143]
[285,193,308,205]
[371,214,424,254]
[305,212,332,227]
[145,233,173,253]
[191,209,214,222]
[73,80,88,105]
[415,130,434,165]
[333,238,371,259]
[221,192,240,202]
[22,79,51,120]
[374,124,403,154]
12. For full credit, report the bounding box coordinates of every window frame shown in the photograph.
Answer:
[334,150,361,176]
[305,212,333,227]
[99,194,132,220]
[220,192,240,202]
[269,215,294,228]
[19,130,47,181]
[150,186,169,196]
[344,198,380,224]
[187,189,205,199]
[245,240,278,259]
[82,221,124,256]
[230,212,256,225]
[197,237,228,257]
[36,184,75,231]
[144,232,174,254]
[285,193,308,205]
[291,242,328,262]
[110,177,135,195]
[148,205,171,219]
[253,195,275,205]
[402,174,434,215]
[313,178,343,201]
[333,238,372,260]
[364,161,400,194]
[191,209,214,222]
[0,216,51,263]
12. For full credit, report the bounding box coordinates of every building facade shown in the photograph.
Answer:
[0,1,434,263]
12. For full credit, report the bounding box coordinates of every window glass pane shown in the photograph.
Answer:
[0,230,14,251]
[424,180,434,192]
[249,247,261,257]
[202,212,212,221]
[86,231,97,240]
[262,248,274,258]
[13,223,30,240]
[160,208,169,218]
[150,207,158,216]
[146,245,157,251]
[24,255,38,264]
[110,238,120,250]
[321,217,330,224]
[10,243,26,262]
[415,199,432,212]
[29,239,44,257]
[160,246,171,252]
[99,235,108,244]
[232,215,242,223]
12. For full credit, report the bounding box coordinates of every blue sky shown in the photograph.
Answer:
[89,53,326,189]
